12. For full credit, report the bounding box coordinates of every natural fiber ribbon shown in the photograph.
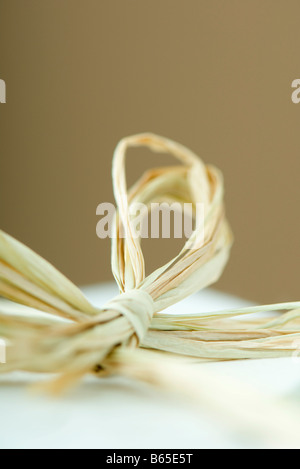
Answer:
[0,133,300,384]
[3,133,300,445]
[0,133,231,379]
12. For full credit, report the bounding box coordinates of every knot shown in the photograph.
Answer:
[103,289,154,343]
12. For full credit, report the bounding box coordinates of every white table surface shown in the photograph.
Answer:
[1,283,300,449]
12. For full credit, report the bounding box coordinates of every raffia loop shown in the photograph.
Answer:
[111,133,232,305]
[103,290,154,344]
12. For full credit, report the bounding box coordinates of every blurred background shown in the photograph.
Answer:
[0,0,299,304]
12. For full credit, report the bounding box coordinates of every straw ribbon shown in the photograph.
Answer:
[0,133,232,379]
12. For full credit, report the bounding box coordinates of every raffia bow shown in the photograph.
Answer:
[0,133,300,391]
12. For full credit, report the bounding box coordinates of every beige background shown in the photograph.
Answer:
[0,0,299,303]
